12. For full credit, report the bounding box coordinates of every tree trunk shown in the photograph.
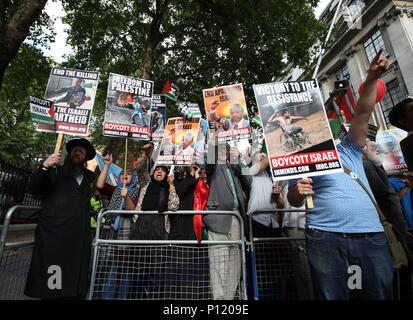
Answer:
[0,0,48,89]
[141,37,157,80]
[140,0,167,80]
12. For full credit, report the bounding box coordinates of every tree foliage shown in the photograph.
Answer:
[61,0,326,157]
[0,0,54,89]
[0,44,55,165]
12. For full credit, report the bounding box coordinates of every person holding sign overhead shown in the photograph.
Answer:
[287,48,393,300]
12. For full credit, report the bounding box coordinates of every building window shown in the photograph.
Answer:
[363,30,388,63]
[345,0,366,24]
[380,79,405,127]
[336,65,350,80]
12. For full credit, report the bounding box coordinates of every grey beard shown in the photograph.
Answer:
[365,148,383,167]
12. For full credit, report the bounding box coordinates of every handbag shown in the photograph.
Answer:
[343,165,412,270]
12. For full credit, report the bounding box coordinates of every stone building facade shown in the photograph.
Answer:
[285,0,413,130]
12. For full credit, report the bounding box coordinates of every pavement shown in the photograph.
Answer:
[0,224,36,244]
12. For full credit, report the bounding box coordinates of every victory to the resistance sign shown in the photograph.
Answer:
[253,79,343,181]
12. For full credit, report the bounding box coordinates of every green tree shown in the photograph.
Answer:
[61,0,325,154]
[0,0,54,89]
[0,44,55,165]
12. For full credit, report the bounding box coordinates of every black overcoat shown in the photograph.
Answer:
[24,165,94,299]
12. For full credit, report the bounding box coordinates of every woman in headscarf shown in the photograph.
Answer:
[128,165,179,239]
[126,165,179,299]
[96,152,139,238]
[95,152,140,300]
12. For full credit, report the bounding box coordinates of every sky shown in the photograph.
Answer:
[43,0,332,63]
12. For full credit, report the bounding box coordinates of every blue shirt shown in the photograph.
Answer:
[289,136,383,233]
[388,177,413,228]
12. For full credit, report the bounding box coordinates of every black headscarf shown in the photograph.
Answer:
[141,175,169,212]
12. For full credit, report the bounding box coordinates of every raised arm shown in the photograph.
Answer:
[348,48,388,148]
[268,111,279,123]
[96,152,112,189]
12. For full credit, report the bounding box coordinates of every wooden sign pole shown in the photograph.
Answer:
[303,176,314,209]
[54,133,64,154]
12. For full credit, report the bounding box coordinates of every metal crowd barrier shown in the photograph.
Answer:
[1,206,406,300]
[88,209,248,300]
[0,205,39,300]
[247,209,311,300]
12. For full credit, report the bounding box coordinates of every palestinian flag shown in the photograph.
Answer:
[29,96,55,126]
[252,112,262,127]
[48,103,56,120]
[162,80,179,101]
[325,88,355,139]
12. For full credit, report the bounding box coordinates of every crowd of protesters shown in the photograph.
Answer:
[23,49,413,301]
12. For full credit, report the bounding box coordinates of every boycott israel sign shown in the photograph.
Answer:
[103,73,154,140]
[253,79,343,181]
[157,117,201,166]
[36,67,100,136]
[29,96,54,126]
[203,83,251,142]
[149,94,167,142]
[375,129,408,175]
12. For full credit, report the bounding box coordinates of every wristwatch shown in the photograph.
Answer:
[41,165,49,171]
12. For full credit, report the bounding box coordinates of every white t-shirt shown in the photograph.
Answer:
[247,170,281,228]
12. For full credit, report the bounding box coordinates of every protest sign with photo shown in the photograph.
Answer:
[253,79,343,181]
[29,96,54,126]
[150,94,167,142]
[36,67,100,136]
[103,73,154,140]
[375,128,408,175]
[203,83,251,142]
[157,117,201,166]
[193,119,208,164]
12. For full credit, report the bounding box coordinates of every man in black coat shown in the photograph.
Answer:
[25,138,96,299]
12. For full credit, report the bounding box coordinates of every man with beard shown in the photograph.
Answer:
[25,138,96,299]
[362,138,413,299]
[362,139,409,240]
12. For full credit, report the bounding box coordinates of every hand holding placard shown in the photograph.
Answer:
[297,177,314,209]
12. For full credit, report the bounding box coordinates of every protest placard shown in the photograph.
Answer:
[150,94,167,142]
[177,102,202,119]
[103,73,154,140]
[203,83,251,142]
[376,128,408,175]
[36,67,100,136]
[157,117,201,166]
[193,119,208,165]
[29,96,54,126]
[253,79,343,181]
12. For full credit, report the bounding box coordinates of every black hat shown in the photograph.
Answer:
[66,138,96,161]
